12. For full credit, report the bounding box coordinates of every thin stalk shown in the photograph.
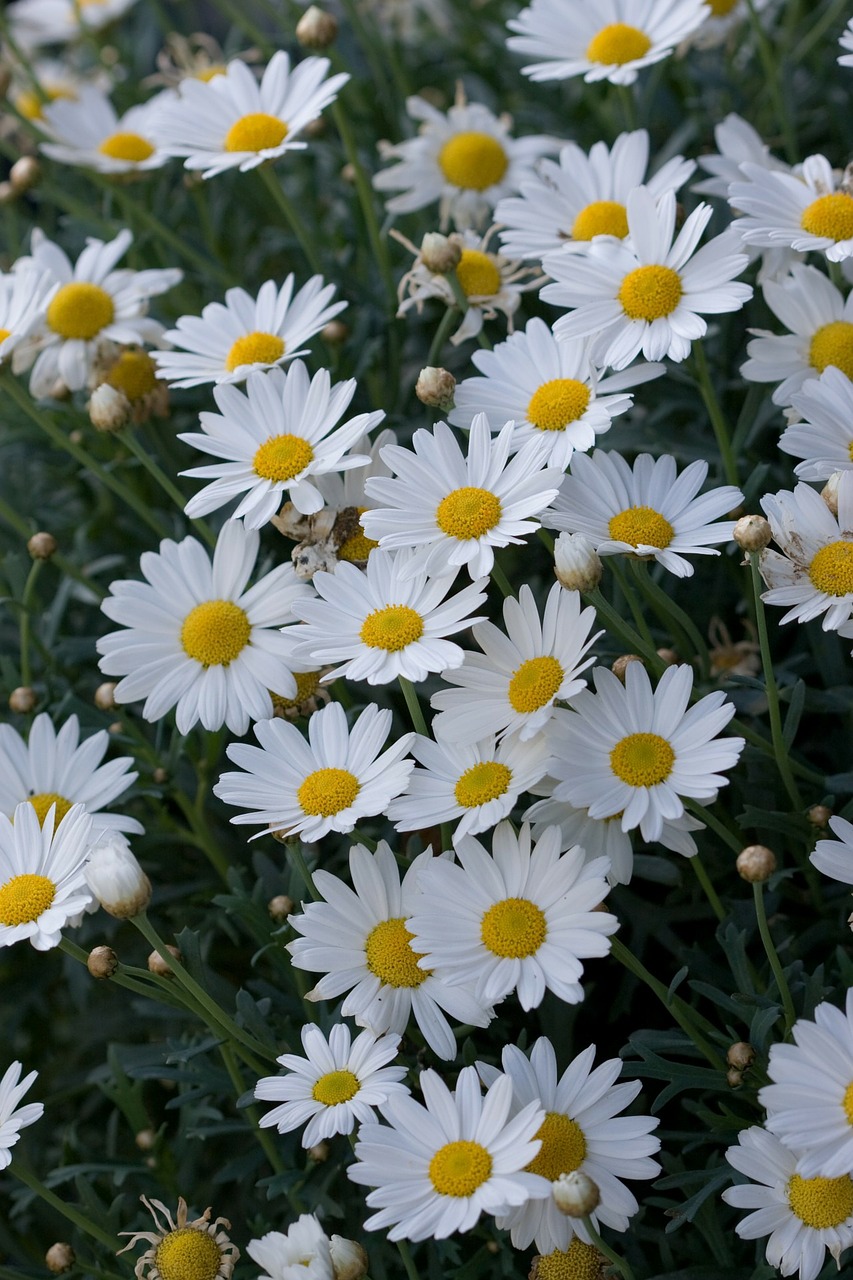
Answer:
[170,789,232,885]
[691,851,726,922]
[395,1241,422,1280]
[692,342,739,488]
[218,1043,288,1178]
[258,165,323,276]
[743,0,798,163]
[585,587,665,674]
[10,1161,119,1251]
[632,560,711,677]
[582,1216,635,1280]
[330,101,395,305]
[616,83,638,132]
[609,559,657,653]
[490,559,513,600]
[426,307,459,368]
[752,880,796,1035]
[287,841,322,903]
[118,429,215,547]
[685,797,743,854]
[748,553,803,809]
[109,182,234,287]
[18,558,43,688]
[399,675,429,738]
[610,936,724,1068]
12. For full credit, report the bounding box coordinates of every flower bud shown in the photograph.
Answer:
[148,944,181,976]
[554,532,602,593]
[611,654,643,682]
[415,366,456,411]
[10,155,41,194]
[296,5,339,48]
[88,382,131,432]
[135,1127,157,1151]
[736,843,776,883]
[821,472,842,516]
[94,681,118,710]
[656,647,679,666]
[330,1236,368,1280]
[808,803,832,828]
[87,944,118,979]
[726,1041,754,1070]
[726,1066,743,1088]
[27,530,57,559]
[9,686,37,713]
[733,514,771,552]
[152,767,168,785]
[552,1170,600,1217]
[307,1140,330,1162]
[45,1244,75,1274]
[322,319,349,344]
[420,232,462,274]
[268,893,294,922]
[86,833,151,919]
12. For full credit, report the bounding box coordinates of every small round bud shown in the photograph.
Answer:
[808,803,833,828]
[135,1127,157,1151]
[485,1242,500,1255]
[726,1041,755,1070]
[822,472,842,516]
[322,319,349,344]
[733,514,772,552]
[10,155,41,194]
[303,117,326,140]
[611,654,644,682]
[554,531,602,593]
[552,1171,600,1217]
[89,383,131,432]
[68,426,83,442]
[152,767,168,785]
[108,721,123,735]
[307,1140,330,1163]
[94,681,118,711]
[9,686,37,713]
[148,944,181,976]
[340,162,357,184]
[87,945,118,979]
[329,1236,368,1280]
[0,181,16,205]
[736,843,777,883]
[268,893,294,922]
[726,1066,743,1088]
[296,5,339,48]
[45,1244,75,1274]
[415,366,456,411]
[27,530,57,559]
[86,833,152,919]
[656,647,679,666]
[419,231,462,274]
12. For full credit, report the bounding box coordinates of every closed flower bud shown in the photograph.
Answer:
[86,834,151,919]
[94,681,118,710]
[87,944,118,979]
[296,5,339,48]
[10,155,41,193]
[420,231,462,274]
[9,686,37,713]
[808,804,832,828]
[415,366,456,411]
[611,654,643,682]
[88,383,130,432]
[821,472,842,516]
[27,530,57,559]
[148,944,181,976]
[736,843,776,883]
[330,1236,368,1280]
[45,1244,75,1274]
[552,1170,600,1217]
[268,893,294,922]
[656,647,679,665]
[322,319,349,344]
[135,1127,157,1151]
[733,514,772,552]
[554,532,602,593]
[726,1066,743,1088]
[307,1140,330,1162]
[727,1041,755,1070]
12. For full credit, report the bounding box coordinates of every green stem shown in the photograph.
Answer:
[287,841,322,903]
[395,1241,421,1280]
[582,1215,635,1280]
[117,430,215,548]
[18,558,43,688]
[490,559,513,600]
[426,306,459,369]
[685,797,742,854]
[330,101,395,305]
[748,553,803,809]
[108,182,233,287]
[610,559,657,652]
[616,83,638,132]
[752,881,796,1035]
[692,342,739,488]
[258,164,323,276]
[633,560,711,677]
[218,1043,288,1178]
[691,851,726,922]
[585,588,665,674]
[399,674,429,738]
[10,1161,119,1251]
[743,0,798,163]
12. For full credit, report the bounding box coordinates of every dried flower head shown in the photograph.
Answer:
[118,1196,239,1280]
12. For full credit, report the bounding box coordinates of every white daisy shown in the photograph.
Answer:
[0,712,142,836]
[478,1038,660,1252]
[149,51,349,179]
[6,0,138,47]
[213,702,414,843]
[693,112,790,201]
[688,0,774,48]
[729,155,853,264]
[38,86,168,174]
[779,367,853,481]
[810,815,853,885]
[506,0,710,85]
[96,521,311,736]
[347,1064,546,1240]
[545,662,744,843]
[494,129,695,262]
[362,415,563,580]
[247,1215,334,1280]
[9,58,112,124]
[408,821,617,1011]
[255,1022,408,1148]
[430,581,600,746]
[287,841,494,1062]
[0,265,56,373]
[543,450,742,578]
[178,363,380,526]
[372,89,556,230]
[840,18,853,67]
[0,1061,43,1169]
[759,474,853,631]
[542,188,752,370]
[450,319,664,469]
[724,1126,853,1280]
[0,801,94,951]
[153,275,346,389]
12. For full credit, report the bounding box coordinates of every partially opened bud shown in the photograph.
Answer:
[420,232,462,274]
[89,382,131,432]
[415,366,456,410]
[330,1236,368,1280]
[554,532,602,592]
[552,1170,600,1217]
[85,833,151,919]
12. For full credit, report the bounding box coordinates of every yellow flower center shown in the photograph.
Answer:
[480,896,547,958]
[360,604,424,651]
[312,1068,360,1105]
[272,670,322,711]
[0,873,56,926]
[225,331,285,373]
[808,540,853,596]
[338,508,379,563]
[27,792,74,827]
[586,22,652,65]
[97,131,155,162]
[0,328,11,345]
[707,0,739,13]
[296,767,360,817]
[428,1140,493,1197]
[844,1080,853,1124]
[224,112,288,153]
[106,349,158,401]
[455,249,502,298]
[809,320,853,379]
[526,1112,587,1181]
[155,1227,224,1280]
[572,200,630,242]
[508,655,564,713]
[364,917,431,988]
[16,86,75,122]
[800,192,853,243]
[534,1240,605,1280]
[618,265,683,322]
[435,486,502,540]
[787,1173,853,1229]
[252,434,314,482]
[608,505,675,549]
[437,131,508,191]
[454,760,512,808]
[180,600,251,667]
[527,379,591,432]
[196,66,226,82]
[47,282,114,341]
[610,732,675,787]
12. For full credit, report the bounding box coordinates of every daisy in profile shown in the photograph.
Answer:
[38,87,168,174]
[154,275,345,389]
[729,155,853,264]
[779,368,853,482]
[96,521,312,736]
[542,188,752,370]
[0,1061,43,1168]
[213,702,414,842]
[546,663,743,843]
[478,1038,660,1252]
[348,1065,546,1240]
[810,815,853,885]
[724,1125,853,1280]
[693,112,789,202]
[6,0,138,47]
[840,18,853,67]
[149,51,349,179]
[0,265,56,373]
[255,1022,408,1147]
[506,0,710,85]
[362,416,563,580]
[408,821,617,1011]
[495,130,695,262]
[430,581,600,746]
[288,841,494,1061]
[373,88,556,231]
[759,475,853,631]
[0,801,94,951]
[247,1215,333,1280]
[450,319,664,468]
[118,1196,239,1280]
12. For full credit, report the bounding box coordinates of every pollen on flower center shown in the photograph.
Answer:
[480,896,547,958]
[436,486,502,540]
[610,732,675,787]
[297,767,360,817]
[527,379,591,431]
[312,1068,360,1106]
[608,505,675,549]
[225,331,286,373]
[181,600,251,667]
[534,1240,605,1280]
[455,250,502,298]
[800,192,853,243]
[27,792,74,827]
[17,86,76,121]
[364,917,431,987]
[618,266,683,322]
[707,0,738,12]
[526,1111,587,1181]
[155,1227,223,1280]
[360,604,425,651]
[47,282,114,340]
[252,434,314,482]
[454,760,512,808]
[224,112,289,153]
[0,328,11,345]
[572,200,630,242]
[437,131,508,191]
[0,873,56,926]
[586,22,652,65]
[272,669,322,711]
[844,1080,853,1124]
[106,349,158,401]
[508,655,564,713]
[808,540,853,596]
[428,1139,493,1197]
[809,320,853,379]
[787,1173,853,1229]
[338,508,379,563]
[97,131,155,162]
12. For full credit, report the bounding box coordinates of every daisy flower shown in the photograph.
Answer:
[542,188,752,370]
[372,88,556,230]
[287,841,494,1062]
[6,0,138,47]
[178,363,380,526]
[0,712,142,835]
[0,1061,43,1169]
[408,821,617,1011]
[546,662,744,844]
[213,702,414,843]
[840,18,853,67]
[362,416,563,580]
[724,1125,853,1280]
[779,367,853,481]
[279,548,488,685]
[494,129,695,262]
[247,1215,334,1280]
[0,801,94,951]
[255,1022,408,1148]
[530,1241,607,1280]
[810,815,853,885]
[38,86,168,174]
[506,0,710,85]
[13,229,181,398]
[759,475,853,631]
[689,0,774,48]
[449,319,664,469]
[348,1065,546,1240]
[693,112,790,202]
[153,275,345,389]
[149,51,349,179]
[729,155,853,264]
[544,450,742,578]
[9,58,112,124]
[478,1038,660,1252]
[118,1196,239,1280]
[96,521,311,736]
[430,581,600,746]
[0,265,56,373]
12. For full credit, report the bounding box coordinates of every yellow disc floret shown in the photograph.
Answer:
[360,604,424,651]
[454,760,512,808]
[844,1080,853,1124]
[225,331,285,373]
[508,655,564,713]
[455,250,502,298]
[708,0,739,12]
[586,22,652,65]
[608,505,675,549]
[272,670,322,711]
[106,349,159,401]
[364,917,431,987]
[338,508,379,563]
[572,200,630,242]
[0,328,11,345]
[180,600,251,667]
[527,379,591,431]
[47,282,114,340]
[0,873,56,926]
[297,767,360,817]
[436,486,502,540]
[618,266,683,322]
[97,132,155,162]
[787,1173,853,1229]
[16,86,75,122]
[809,320,853,380]
[534,1240,605,1280]
[808,540,853,596]
[526,1112,587,1181]
[610,732,675,787]
[480,896,547,958]
[800,192,853,243]
[224,112,288,153]
[155,1228,224,1280]
[438,131,508,191]
[312,1069,360,1105]
[253,434,314,482]
[429,1140,493,1197]
[27,792,74,827]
